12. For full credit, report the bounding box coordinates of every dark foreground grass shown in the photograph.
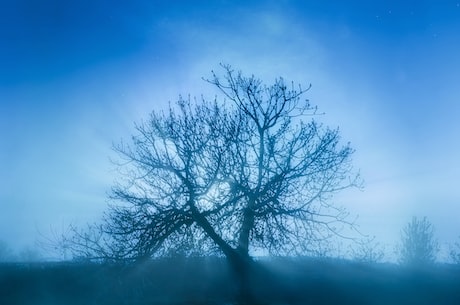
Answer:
[1,256,459,305]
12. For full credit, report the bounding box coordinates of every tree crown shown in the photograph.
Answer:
[64,65,360,261]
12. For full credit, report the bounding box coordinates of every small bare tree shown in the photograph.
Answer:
[450,237,460,264]
[349,236,385,263]
[0,240,14,262]
[398,216,438,266]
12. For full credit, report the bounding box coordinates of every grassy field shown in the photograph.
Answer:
[1,256,459,305]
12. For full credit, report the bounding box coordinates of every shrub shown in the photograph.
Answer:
[449,237,460,264]
[350,236,385,263]
[398,216,438,266]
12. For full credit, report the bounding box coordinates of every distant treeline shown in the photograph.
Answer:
[1,256,460,305]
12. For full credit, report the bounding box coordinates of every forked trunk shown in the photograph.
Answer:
[225,249,258,305]
[190,200,258,303]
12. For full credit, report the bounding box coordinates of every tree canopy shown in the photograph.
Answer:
[65,65,359,264]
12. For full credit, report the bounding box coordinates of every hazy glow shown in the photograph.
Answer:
[1,1,459,260]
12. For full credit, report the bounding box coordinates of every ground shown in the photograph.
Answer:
[1,256,459,305]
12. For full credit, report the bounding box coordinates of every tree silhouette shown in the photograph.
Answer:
[64,65,359,301]
[450,237,460,264]
[0,240,14,262]
[398,216,438,266]
[349,236,385,263]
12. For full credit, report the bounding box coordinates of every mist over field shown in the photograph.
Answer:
[1,256,460,305]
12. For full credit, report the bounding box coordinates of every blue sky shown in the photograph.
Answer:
[1,0,460,259]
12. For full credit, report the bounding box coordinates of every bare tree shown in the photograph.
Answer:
[398,216,439,266]
[65,65,359,300]
[0,240,14,262]
[349,236,385,263]
[450,237,460,264]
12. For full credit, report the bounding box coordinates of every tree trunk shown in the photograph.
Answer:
[226,249,258,305]
[237,198,256,257]
[189,199,258,303]
[237,211,253,254]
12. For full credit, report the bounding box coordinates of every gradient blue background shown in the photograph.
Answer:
[1,0,459,260]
